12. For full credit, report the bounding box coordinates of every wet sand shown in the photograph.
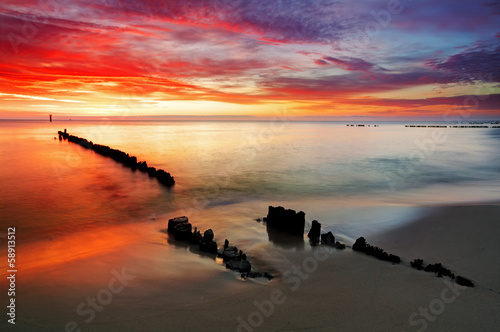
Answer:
[6,203,500,331]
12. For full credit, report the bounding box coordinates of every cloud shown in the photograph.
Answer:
[338,94,500,111]
[0,0,498,117]
[426,37,500,83]
[314,59,329,66]
[260,69,463,99]
[323,56,383,72]
[1,0,353,44]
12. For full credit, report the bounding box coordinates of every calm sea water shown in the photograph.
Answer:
[1,120,499,329]
[1,120,499,245]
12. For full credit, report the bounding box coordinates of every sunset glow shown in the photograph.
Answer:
[1,0,499,120]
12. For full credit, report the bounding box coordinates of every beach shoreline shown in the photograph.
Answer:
[4,202,499,331]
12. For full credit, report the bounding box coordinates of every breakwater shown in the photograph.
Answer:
[57,130,175,186]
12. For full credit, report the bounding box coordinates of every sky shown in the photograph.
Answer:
[0,0,499,120]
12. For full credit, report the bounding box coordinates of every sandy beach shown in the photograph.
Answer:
[7,203,499,331]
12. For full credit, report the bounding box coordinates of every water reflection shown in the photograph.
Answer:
[265,223,305,250]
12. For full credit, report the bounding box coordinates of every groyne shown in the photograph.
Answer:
[58,130,175,186]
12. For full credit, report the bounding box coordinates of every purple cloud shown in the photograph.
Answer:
[323,56,382,72]
[426,37,500,82]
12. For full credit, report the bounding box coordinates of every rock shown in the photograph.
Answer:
[352,237,367,252]
[307,220,321,243]
[147,166,157,177]
[334,242,346,250]
[221,246,239,260]
[266,206,305,236]
[203,229,214,242]
[57,130,175,186]
[199,240,217,253]
[168,216,189,233]
[456,276,474,287]
[321,232,335,246]
[242,271,275,280]
[424,263,455,278]
[352,237,400,264]
[226,259,251,273]
[244,272,263,279]
[157,169,175,186]
[410,259,424,270]
[388,254,401,264]
[173,222,192,241]
[189,227,202,244]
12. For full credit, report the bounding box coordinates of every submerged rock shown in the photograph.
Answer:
[57,130,175,186]
[266,206,305,236]
[221,246,239,260]
[168,216,189,233]
[321,232,336,246]
[173,222,192,241]
[226,259,251,273]
[424,263,454,279]
[165,216,272,279]
[203,229,214,243]
[410,259,424,270]
[456,276,474,287]
[388,254,401,264]
[335,242,346,250]
[199,240,217,253]
[307,220,321,244]
[244,272,263,279]
[352,237,400,264]
[242,271,275,280]
[189,227,202,244]
[352,237,367,252]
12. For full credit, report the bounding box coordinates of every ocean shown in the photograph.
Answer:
[0,119,499,330]
[1,120,499,240]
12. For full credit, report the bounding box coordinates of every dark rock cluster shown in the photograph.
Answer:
[410,258,474,287]
[321,231,335,245]
[265,206,305,236]
[218,240,251,273]
[58,130,175,186]
[263,206,346,249]
[352,237,401,264]
[168,217,217,253]
[319,231,345,249]
[262,207,474,287]
[167,216,273,280]
[410,258,424,270]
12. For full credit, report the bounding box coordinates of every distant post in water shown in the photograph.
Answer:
[49,114,52,122]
